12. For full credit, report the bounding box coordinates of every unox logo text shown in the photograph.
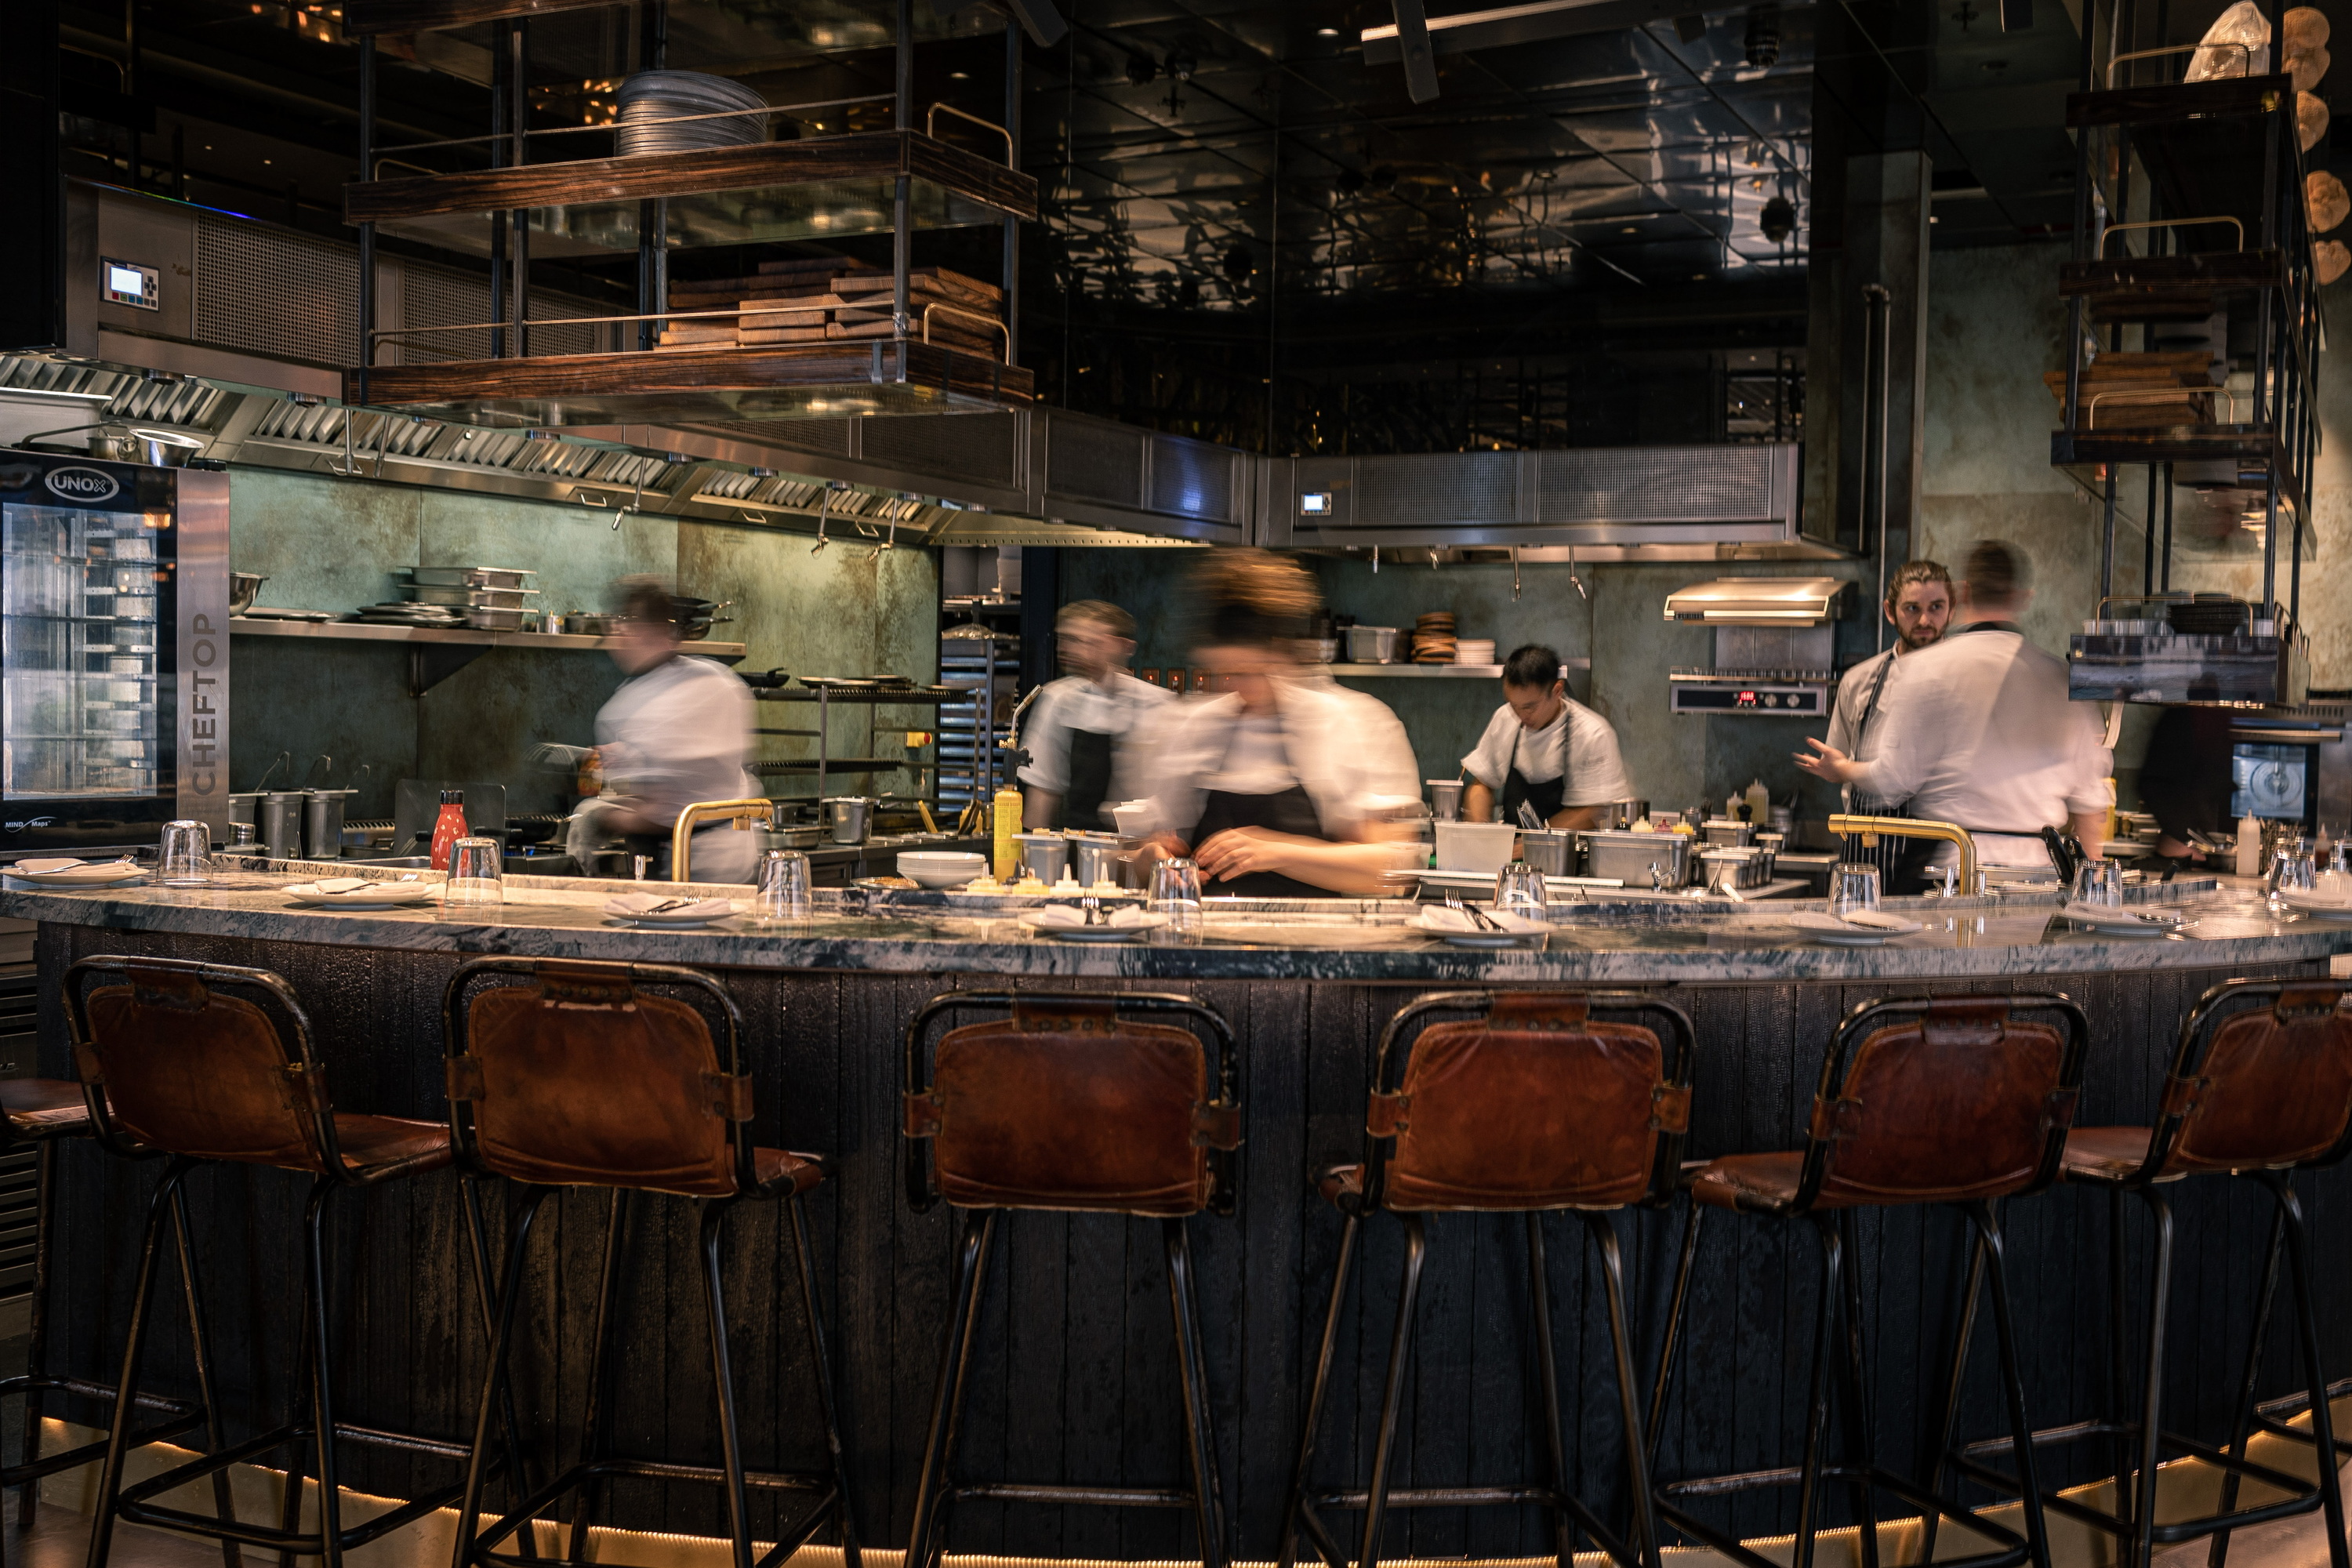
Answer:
[43,466,119,504]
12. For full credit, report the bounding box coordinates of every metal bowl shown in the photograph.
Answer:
[230,572,266,615]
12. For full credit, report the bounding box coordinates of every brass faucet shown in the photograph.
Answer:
[1827,813,1978,895]
[671,798,775,884]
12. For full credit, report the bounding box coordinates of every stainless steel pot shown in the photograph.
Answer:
[823,796,875,844]
[1427,779,1464,822]
[129,428,204,467]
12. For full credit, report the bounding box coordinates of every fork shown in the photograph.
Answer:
[1443,892,1502,931]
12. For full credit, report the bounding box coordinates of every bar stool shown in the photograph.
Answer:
[64,955,493,1568]
[1278,989,1695,1568]
[0,1077,237,1563]
[1649,993,2089,1568]
[442,957,861,1568]
[900,990,1241,1568]
[1943,977,2352,1568]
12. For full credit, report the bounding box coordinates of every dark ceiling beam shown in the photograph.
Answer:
[1363,0,1714,60]
[1391,1,1441,102]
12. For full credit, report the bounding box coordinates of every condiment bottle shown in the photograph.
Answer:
[993,784,1023,881]
[429,789,469,872]
[1744,778,1771,824]
[2235,811,2263,878]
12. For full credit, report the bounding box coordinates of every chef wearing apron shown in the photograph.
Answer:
[1018,600,1171,831]
[1141,551,1421,897]
[1459,644,1632,829]
[1818,560,1952,880]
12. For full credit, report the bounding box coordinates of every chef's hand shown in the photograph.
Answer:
[1194,826,1305,882]
[1139,831,1191,862]
[1793,738,1861,786]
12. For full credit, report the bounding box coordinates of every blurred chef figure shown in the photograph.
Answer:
[1142,550,1421,896]
[1018,599,1172,831]
[1819,559,1951,880]
[564,577,762,883]
[1795,539,2110,888]
[1459,644,1631,829]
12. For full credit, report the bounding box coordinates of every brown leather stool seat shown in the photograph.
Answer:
[442,958,860,1568]
[1279,991,1694,1568]
[1943,978,2352,1568]
[68,955,497,1568]
[1649,994,2091,1568]
[900,992,1241,1568]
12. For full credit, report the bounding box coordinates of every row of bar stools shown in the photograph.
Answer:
[441,956,861,1568]
[61,955,503,1568]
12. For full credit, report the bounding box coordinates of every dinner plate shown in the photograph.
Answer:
[1783,911,1924,946]
[2062,902,2187,933]
[5,860,148,887]
[1018,911,1167,942]
[1412,910,1548,948]
[283,880,436,909]
[2277,890,2352,920]
[606,911,735,928]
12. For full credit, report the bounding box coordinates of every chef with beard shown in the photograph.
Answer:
[1819,561,1951,874]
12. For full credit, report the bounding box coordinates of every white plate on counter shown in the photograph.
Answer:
[283,878,437,909]
[603,896,737,928]
[6,858,148,887]
[2276,890,2352,921]
[1784,910,1924,946]
[1018,909,1167,942]
[1406,868,1626,895]
[1412,908,1550,949]
[2062,902,2190,934]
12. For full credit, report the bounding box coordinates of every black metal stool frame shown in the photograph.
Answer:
[1276,989,1695,1568]
[1647,991,2090,1568]
[1936,977,2352,1568]
[899,989,1240,1568]
[443,957,862,1568]
[65,954,519,1568]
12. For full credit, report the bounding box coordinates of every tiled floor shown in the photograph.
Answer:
[3,1501,234,1568]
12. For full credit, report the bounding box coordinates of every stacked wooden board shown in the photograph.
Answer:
[2042,349,2225,430]
[656,259,1006,359]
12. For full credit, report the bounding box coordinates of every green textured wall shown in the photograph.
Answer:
[227,468,939,823]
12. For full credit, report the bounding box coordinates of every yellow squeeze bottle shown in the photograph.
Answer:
[993,786,1023,880]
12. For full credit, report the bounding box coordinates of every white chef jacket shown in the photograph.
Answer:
[1141,677,1422,867]
[1824,645,1902,812]
[593,655,762,883]
[1847,625,2111,868]
[1016,671,1173,819]
[1460,696,1631,805]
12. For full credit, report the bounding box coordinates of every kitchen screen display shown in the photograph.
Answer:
[2,503,163,798]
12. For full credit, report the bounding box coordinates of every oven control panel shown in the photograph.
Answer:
[1668,668,1834,717]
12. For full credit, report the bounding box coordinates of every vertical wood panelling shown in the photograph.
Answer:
[36,924,2343,1561]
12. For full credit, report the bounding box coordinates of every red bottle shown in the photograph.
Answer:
[428,789,469,872]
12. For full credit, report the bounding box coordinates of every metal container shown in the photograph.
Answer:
[1613,798,1650,828]
[405,566,535,590]
[823,796,876,844]
[403,584,539,608]
[1700,846,1768,892]
[1581,829,1689,889]
[1071,833,1122,885]
[230,572,267,615]
[1702,818,1755,847]
[1309,637,1341,663]
[303,789,357,861]
[229,791,262,827]
[463,608,532,631]
[1345,625,1400,663]
[1014,832,1070,884]
[1427,779,1464,822]
[1519,828,1573,877]
[258,791,304,862]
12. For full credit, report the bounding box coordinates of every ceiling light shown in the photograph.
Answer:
[1621,225,1638,234]
[1316,26,1339,36]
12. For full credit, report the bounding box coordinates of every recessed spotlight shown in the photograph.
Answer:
[949,70,969,78]
[263,158,273,165]
[1621,225,1638,234]
[1928,214,1940,223]
[1316,25,1340,35]
[1691,273,1706,280]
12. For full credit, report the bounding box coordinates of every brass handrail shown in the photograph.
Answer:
[672,797,775,883]
[1828,814,1977,894]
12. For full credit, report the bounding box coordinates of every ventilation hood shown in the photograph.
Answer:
[1662,577,1853,625]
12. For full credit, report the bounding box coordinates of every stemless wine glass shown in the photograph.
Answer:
[2072,858,2125,910]
[158,819,211,886]
[1494,859,1548,923]
[753,849,812,924]
[444,836,503,912]
[1829,861,1882,919]
[2269,840,2318,909]
[1149,856,1203,936]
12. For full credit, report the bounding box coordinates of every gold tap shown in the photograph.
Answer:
[1827,813,1978,894]
[671,798,775,883]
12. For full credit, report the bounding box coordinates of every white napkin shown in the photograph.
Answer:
[1785,909,1924,935]
[1022,903,1160,929]
[312,877,374,895]
[2062,902,2179,926]
[14,858,85,874]
[604,893,735,920]
[1414,906,1548,934]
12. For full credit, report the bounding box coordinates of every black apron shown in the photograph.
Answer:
[1059,727,1116,832]
[1844,652,1912,884]
[1187,717,1337,898]
[1497,706,1570,825]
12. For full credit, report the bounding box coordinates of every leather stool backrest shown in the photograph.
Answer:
[445,960,755,1199]
[1370,993,1691,1212]
[2152,980,2352,1177]
[903,993,1240,1218]
[66,956,336,1172]
[1802,995,2086,1208]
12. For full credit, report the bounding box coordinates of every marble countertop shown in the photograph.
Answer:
[7,863,2350,982]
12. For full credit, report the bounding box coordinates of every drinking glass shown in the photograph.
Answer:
[444,836,503,911]
[1494,859,1548,923]
[753,849,812,924]
[2071,858,2125,910]
[1149,856,1203,935]
[2269,840,2318,908]
[158,819,211,885]
[1829,861,1882,918]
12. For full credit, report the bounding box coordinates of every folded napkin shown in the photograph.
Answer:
[604,893,735,920]
[1022,904,1160,929]
[310,877,375,895]
[14,858,85,874]
[1414,906,1548,934]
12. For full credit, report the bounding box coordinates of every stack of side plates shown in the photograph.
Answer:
[355,602,466,626]
[616,71,769,157]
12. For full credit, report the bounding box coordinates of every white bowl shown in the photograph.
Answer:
[1433,821,1519,874]
[898,851,987,888]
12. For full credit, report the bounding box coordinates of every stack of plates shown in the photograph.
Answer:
[356,603,466,627]
[1414,612,1457,664]
[1455,639,1496,666]
[616,71,769,157]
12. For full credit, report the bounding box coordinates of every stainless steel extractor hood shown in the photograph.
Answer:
[1663,577,1853,625]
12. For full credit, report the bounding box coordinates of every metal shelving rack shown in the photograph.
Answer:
[938,629,1018,815]
[751,686,955,804]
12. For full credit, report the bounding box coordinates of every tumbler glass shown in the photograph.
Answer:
[2269,840,2318,909]
[444,836,503,911]
[1494,859,1548,923]
[1829,861,1882,918]
[753,849,812,924]
[2071,858,2125,910]
[158,819,211,885]
[1149,856,1203,935]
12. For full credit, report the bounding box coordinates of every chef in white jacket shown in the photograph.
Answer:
[1795,539,2109,888]
[1140,551,1421,897]
[566,579,763,884]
